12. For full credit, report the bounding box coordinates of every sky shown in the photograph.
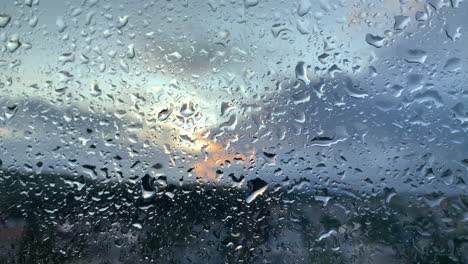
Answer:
[0,0,467,195]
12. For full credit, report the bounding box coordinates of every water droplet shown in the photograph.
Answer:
[5,104,18,119]
[452,103,468,123]
[413,90,444,107]
[451,0,463,8]
[415,11,428,22]
[365,34,385,48]
[127,44,135,59]
[90,82,101,96]
[119,59,129,72]
[375,96,398,111]
[394,16,411,30]
[220,102,234,116]
[271,23,290,38]
[344,78,368,98]
[298,0,311,16]
[180,101,195,117]
[407,74,424,93]
[28,16,38,27]
[117,15,129,29]
[444,57,462,72]
[244,0,259,8]
[292,92,310,104]
[58,53,75,65]
[445,25,462,41]
[56,16,67,32]
[132,223,142,229]
[404,49,427,64]
[164,192,175,199]
[316,230,337,242]
[295,61,310,85]
[246,178,268,204]
[7,37,21,53]
[166,52,182,62]
[220,115,238,131]
[158,106,173,122]
[141,174,155,199]
[296,20,310,34]
[0,14,11,28]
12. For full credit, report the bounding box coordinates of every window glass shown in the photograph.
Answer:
[1,0,467,263]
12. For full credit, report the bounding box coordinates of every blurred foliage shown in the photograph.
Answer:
[1,170,467,263]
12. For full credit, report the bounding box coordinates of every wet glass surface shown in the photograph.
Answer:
[0,0,467,263]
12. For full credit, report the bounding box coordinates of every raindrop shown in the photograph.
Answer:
[246,178,268,204]
[298,0,312,16]
[244,0,259,8]
[271,23,290,38]
[220,115,238,131]
[407,74,424,93]
[56,16,67,32]
[365,33,385,48]
[117,15,129,29]
[394,16,411,30]
[90,81,101,96]
[445,25,462,41]
[404,49,428,64]
[120,59,129,72]
[180,101,195,117]
[344,78,368,98]
[58,53,75,65]
[28,16,38,27]
[220,102,234,116]
[166,52,182,62]
[415,11,428,22]
[0,14,11,28]
[127,44,135,59]
[141,174,155,199]
[158,106,173,122]
[7,36,21,53]
[5,104,18,119]
[295,61,310,85]
[452,103,468,123]
[444,57,462,72]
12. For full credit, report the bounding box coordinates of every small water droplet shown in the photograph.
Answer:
[7,37,21,53]
[295,61,310,85]
[244,0,259,8]
[158,106,173,121]
[58,53,75,65]
[56,16,67,32]
[117,15,129,29]
[28,16,38,27]
[166,51,182,62]
[127,44,135,59]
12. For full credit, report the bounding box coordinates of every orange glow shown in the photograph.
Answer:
[192,137,256,181]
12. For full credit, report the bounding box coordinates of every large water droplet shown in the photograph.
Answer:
[0,14,11,28]
[394,16,411,30]
[365,34,385,48]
